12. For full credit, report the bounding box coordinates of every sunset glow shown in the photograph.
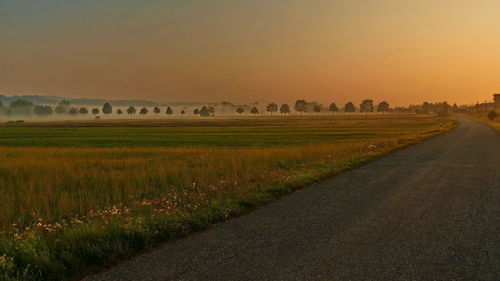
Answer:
[1,0,500,105]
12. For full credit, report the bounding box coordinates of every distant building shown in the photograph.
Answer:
[495,94,500,111]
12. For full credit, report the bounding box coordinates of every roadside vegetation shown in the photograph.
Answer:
[0,116,455,280]
[467,110,500,134]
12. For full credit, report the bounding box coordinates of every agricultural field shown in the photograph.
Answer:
[0,115,455,281]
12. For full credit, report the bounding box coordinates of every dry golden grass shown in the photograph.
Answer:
[0,141,392,229]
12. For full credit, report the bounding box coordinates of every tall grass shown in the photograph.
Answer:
[0,143,390,228]
[0,118,455,280]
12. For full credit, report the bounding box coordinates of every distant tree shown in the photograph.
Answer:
[33,105,53,116]
[377,101,390,115]
[79,107,88,115]
[313,105,322,115]
[60,100,71,106]
[208,106,215,116]
[0,102,6,115]
[280,104,290,115]
[54,105,65,114]
[9,99,34,115]
[116,109,123,115]
[251,106,259,115]
[329,103,339,115]
[236,106,244,115]
[193,108,200,116]
[102,103,112,115]
[166,107,173,116]
[92,108,100,115]
[140,107,148,115]
[360,100,374,117]
[487,110,498,121]
[127,106,136,115]
[344,102,356,116]
[68,107,78,115]
[266,103,278,115]
[154,106,161,115]
[200,106,210,117]
[294,100,307,115]
[54,100,70,114]
[452,103,458,112]
[10,99,34,108]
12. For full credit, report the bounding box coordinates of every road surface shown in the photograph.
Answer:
[88,119,499,281]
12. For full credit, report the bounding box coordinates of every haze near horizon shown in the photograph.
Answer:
[1,0,499,106]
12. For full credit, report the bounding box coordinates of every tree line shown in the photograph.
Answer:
[0,99,400,117]
[235,100,390,116]
[0,100,218,117]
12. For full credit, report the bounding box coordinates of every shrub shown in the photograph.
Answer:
[487,110,498,121]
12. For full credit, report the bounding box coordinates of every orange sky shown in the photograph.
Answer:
[1,0,499,106]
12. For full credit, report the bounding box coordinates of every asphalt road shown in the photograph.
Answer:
[88,119,499,281]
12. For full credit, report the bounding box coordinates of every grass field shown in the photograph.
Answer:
[1,116,445,147]
[0,115,455,280]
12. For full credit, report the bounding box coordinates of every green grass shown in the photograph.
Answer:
[0,115,456,281]
[0,116,443,147]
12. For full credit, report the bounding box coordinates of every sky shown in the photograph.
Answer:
[1,0,500,106]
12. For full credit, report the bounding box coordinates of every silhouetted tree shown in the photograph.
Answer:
[377,101,390,115]
[294,100,307,115]
[329,103,339,115]
[102,103,112,115]
[92,108,99,115]
[193,108,200,116]
[154,106,161,115]
[266,103,278,115]
[116,109,123,115]
[166,107,173,116]
[68,108,78,115]
[251,106,259,115]
[200,106,210,117]
[79,107,88,115]
[33,105,53,115]
[344,102,355,116]
[236,106,244,115]
[280,104,290,115]
[360,100,374,118]
[313,105,321,115]
[127,106,136,115]
[140,107,148,115]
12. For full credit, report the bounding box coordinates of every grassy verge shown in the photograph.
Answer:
[0,117,456,281]
[464,112,500,134]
